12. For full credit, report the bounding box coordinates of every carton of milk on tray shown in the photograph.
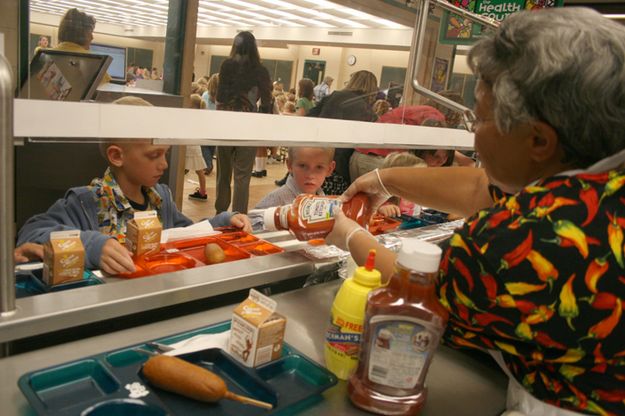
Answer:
[43,230,85,285]
[126,210,162,256]
[228,289,287,367]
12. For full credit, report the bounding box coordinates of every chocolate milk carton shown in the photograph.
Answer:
[229,289,287,367]
[43,230,85,285]
[125,210,162,256]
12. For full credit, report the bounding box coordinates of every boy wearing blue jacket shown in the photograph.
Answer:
[16,97,251,275]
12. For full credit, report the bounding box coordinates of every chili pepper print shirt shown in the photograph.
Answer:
[437,170,625,415]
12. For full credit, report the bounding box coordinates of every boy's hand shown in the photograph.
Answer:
[100,239,136,275]
[378,204,401,218]
[230,214,252,233]
[14,243,44,263]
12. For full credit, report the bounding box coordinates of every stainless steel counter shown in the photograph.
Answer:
[0,280,507,415]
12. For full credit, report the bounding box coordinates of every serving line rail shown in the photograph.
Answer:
[0,280,507,415]
[13,99,474,150]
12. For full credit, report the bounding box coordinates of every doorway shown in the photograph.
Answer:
[303,60,326,85]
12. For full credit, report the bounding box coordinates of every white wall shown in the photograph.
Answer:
[193,43,411,91]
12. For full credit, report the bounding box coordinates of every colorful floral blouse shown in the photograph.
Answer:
[438,170,625,415]
[88,168,162,243]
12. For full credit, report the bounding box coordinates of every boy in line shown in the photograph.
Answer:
[16,97,251,275]
[255,147,335,209]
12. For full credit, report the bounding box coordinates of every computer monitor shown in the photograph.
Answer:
[90,43,127,82]
[19,49,111,101]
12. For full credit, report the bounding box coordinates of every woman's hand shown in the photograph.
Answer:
[230,214,252,233]
[378,204,401,218]
[100,239,136,275]
[326,208,366,251]
[341,168,392,212]
[14,242,44,263]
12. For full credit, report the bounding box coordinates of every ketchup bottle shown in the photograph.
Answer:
[348,238,448,415]
[263,193,371,241]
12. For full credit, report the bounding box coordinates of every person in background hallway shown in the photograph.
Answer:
[309,70,378,195]
[201,73,219,176]
[186,94,209,201]
[55,8,111,84]
[313,75,333,103]
[215,31,272,214]
[295,78,315,116]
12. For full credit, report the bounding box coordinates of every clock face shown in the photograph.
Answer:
[347,55,357,66]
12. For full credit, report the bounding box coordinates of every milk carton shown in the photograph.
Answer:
[43,230,85,285]
[126,210,162,256]
[228,289,287,367]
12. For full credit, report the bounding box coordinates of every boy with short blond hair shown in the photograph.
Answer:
[255,147,335,209]
[16,97,250,275]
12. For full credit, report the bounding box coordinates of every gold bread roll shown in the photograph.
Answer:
[204,243,226,264]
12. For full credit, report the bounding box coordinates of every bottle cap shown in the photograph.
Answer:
[353,249,381,287]
[263,207,278,231]
[397,238,442,273]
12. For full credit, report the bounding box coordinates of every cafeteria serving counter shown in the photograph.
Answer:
[0,279,508,415]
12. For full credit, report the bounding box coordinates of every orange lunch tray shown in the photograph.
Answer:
[118,251,203,279]
[369,214,401,235]
[237,240,284,256]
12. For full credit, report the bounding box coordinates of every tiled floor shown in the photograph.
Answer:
[181,160,288,221]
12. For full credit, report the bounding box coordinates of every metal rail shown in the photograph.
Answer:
[410,0,500,129]
[0,54,15,316]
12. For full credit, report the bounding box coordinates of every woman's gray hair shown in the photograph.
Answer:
[468,7,625,167]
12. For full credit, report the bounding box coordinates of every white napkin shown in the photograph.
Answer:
[164,330,230,356]
[160,219,221,243]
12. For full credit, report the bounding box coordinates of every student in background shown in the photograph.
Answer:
[15,97,251,274]
[295,78,315,116]
[377,152,425,218]
[215,31,272,214]
[201,73,219,176]
[186,94,209,201]
[255,147,335,209]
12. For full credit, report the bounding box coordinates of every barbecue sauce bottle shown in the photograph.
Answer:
[349,238,448,415]
[263,193,371,241]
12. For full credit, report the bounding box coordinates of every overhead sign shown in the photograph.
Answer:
[439,0,563,45]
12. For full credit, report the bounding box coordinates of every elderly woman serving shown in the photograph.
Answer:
[327,8,625,416]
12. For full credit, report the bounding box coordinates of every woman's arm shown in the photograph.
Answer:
[343,167,492,218]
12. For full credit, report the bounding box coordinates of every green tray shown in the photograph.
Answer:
[19,321,337,416]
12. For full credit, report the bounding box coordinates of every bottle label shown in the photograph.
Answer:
[299,198,342,224]
[366,315,441,390]
[325,320,362,360]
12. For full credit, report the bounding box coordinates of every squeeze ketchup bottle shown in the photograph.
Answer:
[348,238,448,415]
[262,193,371,241]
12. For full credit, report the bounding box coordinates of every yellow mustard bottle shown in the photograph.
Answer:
[324,250,381,380]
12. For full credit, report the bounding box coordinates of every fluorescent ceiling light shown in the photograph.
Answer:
[30,0,409,29]
[604,14,625,19]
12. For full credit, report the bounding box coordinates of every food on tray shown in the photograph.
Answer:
[204,243,226,264]
[143,355,273,409]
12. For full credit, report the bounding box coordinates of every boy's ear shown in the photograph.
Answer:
[286,157,293,172]
[327,160,336,175]
[106,145,124,168]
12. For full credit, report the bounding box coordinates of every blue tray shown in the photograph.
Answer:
[18,321,337,415]
[15,269,103,299]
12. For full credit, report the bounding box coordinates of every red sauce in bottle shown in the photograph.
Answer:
[348,239,448,415]
[264,193,371,241]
